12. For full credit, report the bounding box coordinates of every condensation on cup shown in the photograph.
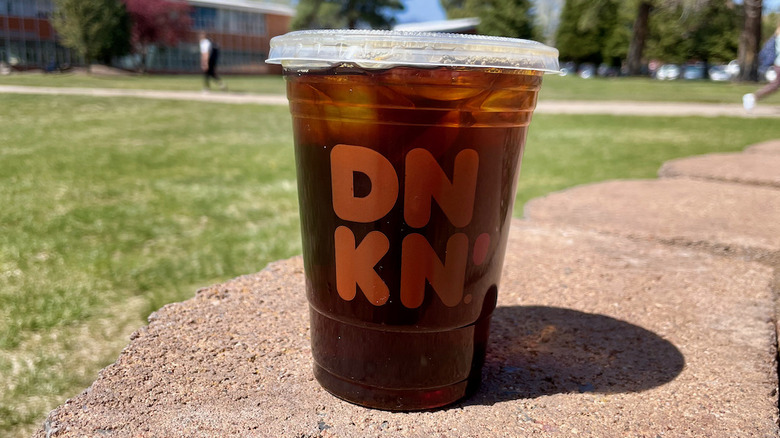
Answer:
[267,30,559,411]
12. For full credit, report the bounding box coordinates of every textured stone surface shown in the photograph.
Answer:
[745,140,780,155]
[35,222,778,437]
[525,178,780,258]
[659,153,780,188]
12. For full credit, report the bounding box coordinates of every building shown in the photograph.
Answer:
[146,0,295,74]
[0,0,294,73]
[0,0,64,69]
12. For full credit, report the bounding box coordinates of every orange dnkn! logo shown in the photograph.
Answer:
[330,144,490,309]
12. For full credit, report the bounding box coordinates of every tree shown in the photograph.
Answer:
[123,0,192,73]
[440,0,483,19]
[626,1,653,75]
[689,0,740,64]
[626,1,717,76]
[476,0,536,39]
[52,0,131,70]
[555,0,621,65]
[644,5,693,64]
[533,0,565,44]
[764,12,780,41]
[738,0,763,81]
[342,0,404,29]
[441,0,535,39]
[643,0,739,66]
[292,0,343,29]
[292,0,403,30]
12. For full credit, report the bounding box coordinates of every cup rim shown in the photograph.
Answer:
[266,29,560,73]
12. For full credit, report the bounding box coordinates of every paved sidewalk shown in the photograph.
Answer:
[34,140,780,437]
[536,99,780,118]
[3,84,779,117]
[0,84,289,105]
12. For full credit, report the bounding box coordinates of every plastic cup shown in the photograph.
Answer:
[267,30,558,410]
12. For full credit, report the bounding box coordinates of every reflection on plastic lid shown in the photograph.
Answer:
[266,30,560,73]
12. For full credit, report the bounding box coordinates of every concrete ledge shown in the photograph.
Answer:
[745,140,780,155]
[35,139,780,437]
[659,153,780,188]
[36,222,778,437]
[524,178,780,260]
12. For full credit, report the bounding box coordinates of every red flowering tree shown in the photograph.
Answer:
[123,0,192,72]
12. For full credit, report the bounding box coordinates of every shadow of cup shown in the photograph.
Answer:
[470,306,685,404]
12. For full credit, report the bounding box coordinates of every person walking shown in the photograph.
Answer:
[199,32,226,91]
[743,23,780,111]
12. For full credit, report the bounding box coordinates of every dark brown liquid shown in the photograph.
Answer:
[286,66,542,410]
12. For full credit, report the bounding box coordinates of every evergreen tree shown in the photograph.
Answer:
[601,1,634,66]
[440,0,483,19]
[555,0,620,65]
[476,0,535,40]
[52,0,132,69]
[292,0,403,30]
[627,1,727,76]
[645,4,699,64]
[645,0,739,66]
[691,0,740,64]
[763,12,780,41]
[555,0,738,71]
[441,0,535,40]
[292,0,343,30]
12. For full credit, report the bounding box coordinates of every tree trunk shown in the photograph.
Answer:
[627,1,653,76]
[738,0,762,82]
[346,0,358,29]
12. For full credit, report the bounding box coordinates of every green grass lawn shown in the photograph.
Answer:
[1,90,779,437]
[516,114,780,212]
[2,70,780,105]
[0,95,301,436]
[0,72,288,95]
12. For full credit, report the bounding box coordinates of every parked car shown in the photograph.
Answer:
[708,65,732,81]
[578,63,596,79]
[560,61,577,76]
[682,64,706,80]
[597,63,620,77]
[655,64,680,80]
[726,60,740,78]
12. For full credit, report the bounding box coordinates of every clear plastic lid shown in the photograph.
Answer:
[266,29,559,73]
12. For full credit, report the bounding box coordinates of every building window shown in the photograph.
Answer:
[191,6,216,30]
[188,7,267,36]
[6,0,36,17]
[36,0,53,18]
[0,0,52,17]
[243,11,266,36]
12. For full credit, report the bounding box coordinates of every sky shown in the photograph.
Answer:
[749,0,780,12]
[395,0,446,24]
